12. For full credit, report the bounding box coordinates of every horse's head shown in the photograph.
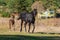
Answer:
[32,9,37,17]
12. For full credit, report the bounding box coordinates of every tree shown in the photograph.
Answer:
[5,0,34,12]
[0,0,6,6]
[41,0,60,10]
[17,0,34,12]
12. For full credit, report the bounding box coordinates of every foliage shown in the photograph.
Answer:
[0,0,60,17]
[41,0,60,9]
[1,12,10,17]
[17,0,34,12]
[0,0,60,11]
[0,0,6,6]
[5,0,34,12]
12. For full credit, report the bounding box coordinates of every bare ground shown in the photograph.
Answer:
[0,17,60,33]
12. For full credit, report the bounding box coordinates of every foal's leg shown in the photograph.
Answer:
[28,23,31,33]
[12,24,15,31]
[9,21,12,31]
[24,22,27,32]
[20,20,23,32]
[9,23,11,30]
[32,23,35,33]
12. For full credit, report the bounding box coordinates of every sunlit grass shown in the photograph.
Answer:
[0,31,60,37]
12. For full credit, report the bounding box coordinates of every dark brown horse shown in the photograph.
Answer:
[17,9,37,33]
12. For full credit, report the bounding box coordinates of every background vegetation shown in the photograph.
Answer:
[0,0,60,17]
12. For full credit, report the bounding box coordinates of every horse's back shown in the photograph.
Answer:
[25,13,33,22]
[20,12,27,20]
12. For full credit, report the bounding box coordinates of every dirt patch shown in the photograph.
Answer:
[0,17,60,33]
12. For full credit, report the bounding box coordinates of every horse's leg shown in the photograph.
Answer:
[32,23,35,33]
[9,21,12,31]
[20,20,23,32]
[28,23,31,33]
[12,24,15,31]
[9,23,11,30]
[24,22,27,32]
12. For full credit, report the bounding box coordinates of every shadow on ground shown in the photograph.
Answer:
[0,35,60,40]
[34,32,60,34]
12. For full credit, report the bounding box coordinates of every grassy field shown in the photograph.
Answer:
[0,32,60,40]
[0,35,60,40]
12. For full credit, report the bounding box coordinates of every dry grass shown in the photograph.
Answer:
[0,17,60,33]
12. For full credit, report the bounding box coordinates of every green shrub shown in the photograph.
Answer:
[1,12,10,17]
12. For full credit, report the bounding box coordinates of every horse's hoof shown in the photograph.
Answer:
[13,29,15,31]
[32,31,34,33]
[28,31,30,33]
[25,31,27,32]
[28,31,31,33]
[20,30,22,32]
[20,31,22,32]
[25,30,27,32]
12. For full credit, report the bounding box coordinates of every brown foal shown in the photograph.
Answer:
[9,14,15,31]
